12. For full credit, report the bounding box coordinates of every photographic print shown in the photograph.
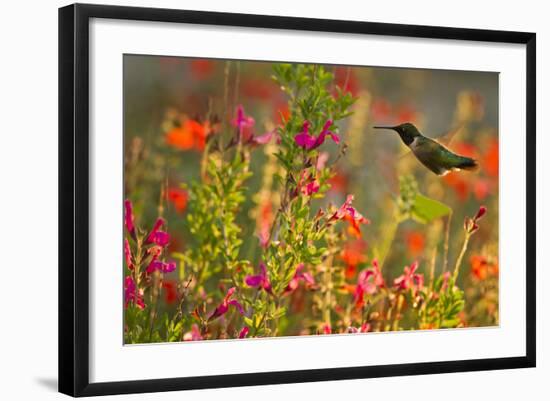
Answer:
[123,55,499,344]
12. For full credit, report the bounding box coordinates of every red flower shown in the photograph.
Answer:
[464,205,487,234]
[168,188,188,214]
[162,280,178,304]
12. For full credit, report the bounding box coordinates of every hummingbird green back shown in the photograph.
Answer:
[373,123,478,176]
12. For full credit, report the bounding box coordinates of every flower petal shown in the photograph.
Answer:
[228,299,245,315]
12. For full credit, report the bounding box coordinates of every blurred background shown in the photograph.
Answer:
[124,55,499,328]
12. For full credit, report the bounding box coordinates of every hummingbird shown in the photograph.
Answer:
[373,122,478,176]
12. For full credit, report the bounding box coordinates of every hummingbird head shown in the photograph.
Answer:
[373,122,422,146]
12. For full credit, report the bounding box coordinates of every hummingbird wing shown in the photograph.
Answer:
[411,136,478,176]
[396,124,465,161]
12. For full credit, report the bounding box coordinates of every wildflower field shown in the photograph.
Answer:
[123,56,499,343]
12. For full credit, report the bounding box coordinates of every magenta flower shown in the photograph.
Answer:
[232,105,255,138]
[238,326,249,339]
[146,259,176,274]
[149,230,170,247]
[145,218,168,245]
[183,324,203,341]
[347,323,371,333]
[245,262,273,295]
[124,239,133,270]
[124,276,145,309]
[284,263,315,295]
[209,287,244,321]
[394,261,424,294]
[464,205,487,234]
[124,199,136,239]
[294,120,339,151]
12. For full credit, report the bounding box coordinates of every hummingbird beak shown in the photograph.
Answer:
[373,126,397,131]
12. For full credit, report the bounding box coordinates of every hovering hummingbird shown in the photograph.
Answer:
[373,123,478,176]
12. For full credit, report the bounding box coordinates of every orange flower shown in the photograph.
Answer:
[405,231,425,256]
[470,255,499,281]
[190,59,214,79]
[483,138,499,177]
[168,188,188,214]
[473,178,491,200]
[165,119,209,151]
[340,239,368,279]
[443,171,469,201]
[328,170,348,193]
[242,78,277,99]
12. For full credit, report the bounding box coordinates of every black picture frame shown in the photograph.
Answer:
[59,3,536,397]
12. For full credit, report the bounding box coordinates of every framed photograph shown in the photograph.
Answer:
[58,3,536,397]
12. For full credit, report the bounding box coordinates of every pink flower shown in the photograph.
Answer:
[124,199,136,239]
[124,239,133,270]
[245,262,273,295]
[238,326,249,339]
[145,218,168,245]
[146,260,176,274]
[347,323,371,333]
[316,152,330,170]
[232,105,255,138]
[183,324,203,341]
[329,195,370,237]
[321,323,332,334]
[209,287,244,321]
[296,171,320,197]
[441,271,452,292]
[294,120,339,150]
[250,130,276,145]
[394,261,424,294]
[124,276,145,309]
[284,263,315,295]
[354,260,385,308]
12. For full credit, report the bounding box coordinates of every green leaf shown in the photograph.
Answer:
[411,194,452,224]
